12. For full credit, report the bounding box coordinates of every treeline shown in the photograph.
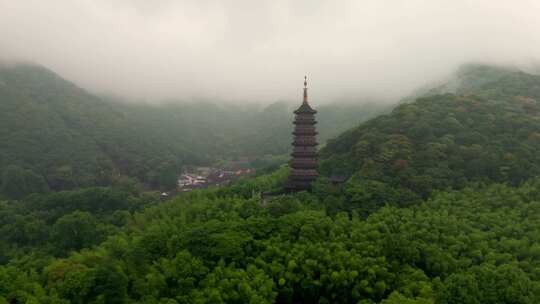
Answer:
[0,64,385,198]
[1,169,540,303]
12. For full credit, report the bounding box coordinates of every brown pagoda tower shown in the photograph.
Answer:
[286,76,318,191]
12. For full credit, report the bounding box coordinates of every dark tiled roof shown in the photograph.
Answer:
[294,102,317,114]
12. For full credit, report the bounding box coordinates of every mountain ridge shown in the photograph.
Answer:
[0,63,385,198]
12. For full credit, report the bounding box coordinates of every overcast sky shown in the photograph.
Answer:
[1,0,540,103]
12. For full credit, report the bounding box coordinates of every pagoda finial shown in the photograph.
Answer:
[303,76,308,104]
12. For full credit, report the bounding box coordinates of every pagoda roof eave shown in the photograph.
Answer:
[294,103,317,114]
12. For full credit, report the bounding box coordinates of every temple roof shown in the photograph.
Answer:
[294,102,317,114]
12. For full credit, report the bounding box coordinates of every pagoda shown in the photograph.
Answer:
[286,76,318,191]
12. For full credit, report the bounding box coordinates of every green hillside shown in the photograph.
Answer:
[320,65,540,206]
[0,64,203,196]
[0,64,384,198]
[2,64,540,303]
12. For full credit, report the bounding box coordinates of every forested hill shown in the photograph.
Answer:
[0,64,202,197]
[4,64,540,303]
[320,64,540,203]
[0,63,385,198]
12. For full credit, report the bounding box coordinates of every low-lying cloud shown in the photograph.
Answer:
[1,0,540,103]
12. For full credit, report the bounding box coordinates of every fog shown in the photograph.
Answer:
[1,0,540,103]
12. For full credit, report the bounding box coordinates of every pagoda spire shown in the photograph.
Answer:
[303,76,308,104]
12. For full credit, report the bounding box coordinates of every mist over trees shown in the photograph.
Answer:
[2,63,540,302]
[0,64,386,199]
[2,0,540,302]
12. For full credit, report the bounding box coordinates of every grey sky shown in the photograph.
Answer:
[1,0,539,103]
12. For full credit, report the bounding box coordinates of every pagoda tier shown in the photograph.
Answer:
[292,131,318,136]
[286,76,319,192]
[292,126,318,136]
[290,158,318,169]
[292,139,318,146]
[293,116,317,125]
[292,145,317,153]
[291,151,317,158]
[290,168,319,178]
[287,179,316,190]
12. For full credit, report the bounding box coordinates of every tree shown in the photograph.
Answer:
[51,211,103,253]
[0,165,49,199]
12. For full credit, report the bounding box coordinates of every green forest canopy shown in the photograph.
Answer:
[1,169,540,303]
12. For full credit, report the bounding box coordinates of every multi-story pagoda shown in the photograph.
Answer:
[286,76,318,191]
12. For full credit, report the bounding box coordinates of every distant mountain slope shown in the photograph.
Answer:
[320,64,540,201]
[0,64,117,193]
[410,64,540,100]
[0,64,202,197]
[0,64,384,198]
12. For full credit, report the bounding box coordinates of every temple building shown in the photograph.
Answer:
[286,76,319,191]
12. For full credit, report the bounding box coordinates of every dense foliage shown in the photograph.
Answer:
[321,65,540,208]
[0,187,160,264]
[0,64,385,198]
[1,169,540,303]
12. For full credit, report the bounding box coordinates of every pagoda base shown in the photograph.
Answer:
[285,178,318,192]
